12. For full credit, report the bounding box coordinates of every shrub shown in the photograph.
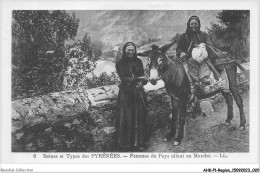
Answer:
[12,11,79,100]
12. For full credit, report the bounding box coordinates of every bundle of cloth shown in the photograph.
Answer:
[191,43,229,94]
[192,43,208,64]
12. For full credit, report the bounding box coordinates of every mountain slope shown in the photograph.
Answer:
[69,10,220,48]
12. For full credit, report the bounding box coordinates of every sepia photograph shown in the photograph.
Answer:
[1,0,259,172]
[10,9,250,153]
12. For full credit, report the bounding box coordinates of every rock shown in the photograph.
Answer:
[64,123,72,128]
[237,62,249,72]
[12,137,23,152]
[102,86,111,92]
[162,95,171,103]
[88,88,104,97]
[12,109,21,120]
[200,100,214,116]
[65,140,74,149]
[97,127,116,151]
[88,86,119,102]
[44,127,52,133]
[94,100,114,107]
[95,119,102,123]
[11,88,93,132]
[49,92,61,98]
[41,95,55,105]
[12,121,24,133]
[15,132,24,140]
[94,93,109,101]
[91,127,99,134]
[25,143,36,151]
[12,102,29,119]
[72,119,81,125]
[102,127,116,134]
[53,137,66,151]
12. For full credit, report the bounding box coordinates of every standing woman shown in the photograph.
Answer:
[116,42,149,152]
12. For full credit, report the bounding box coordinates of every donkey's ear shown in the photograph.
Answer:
[137,50,151,57]
[159,40,177,54]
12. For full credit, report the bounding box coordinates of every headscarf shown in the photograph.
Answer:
[122,42,138,61]
[185,15,201,33]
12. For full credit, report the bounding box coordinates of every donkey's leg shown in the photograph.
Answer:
[164,97,179,142]
[230,86,246,130]
[221,90,234,125]
[226,66,246,130]
[174,98,188,146]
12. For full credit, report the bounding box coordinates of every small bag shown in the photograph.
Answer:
[192,43,208,64]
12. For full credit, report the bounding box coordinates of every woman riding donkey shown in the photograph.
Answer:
[136,16,246,145]
[176,15,221,101]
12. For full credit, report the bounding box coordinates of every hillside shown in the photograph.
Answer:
[69,10,220,49]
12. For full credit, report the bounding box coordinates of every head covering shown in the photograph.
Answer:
[122,42,137,61]
[125,44,135,51]
[185,15,201,33]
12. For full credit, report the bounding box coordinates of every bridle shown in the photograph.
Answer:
[148,40,194,81]
[148,51,184,80]
[159,57,184,80]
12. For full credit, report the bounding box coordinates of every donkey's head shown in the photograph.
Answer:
[138,41,176,85]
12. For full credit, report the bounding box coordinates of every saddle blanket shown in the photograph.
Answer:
[199,68,229,94]
[183,61,229,95]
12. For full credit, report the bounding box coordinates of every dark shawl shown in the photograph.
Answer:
[115,42,149,149]
[176,16,208,58]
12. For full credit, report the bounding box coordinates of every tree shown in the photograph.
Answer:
[207,10,250,62]
[12,10,79,100]
[63,33,102,90]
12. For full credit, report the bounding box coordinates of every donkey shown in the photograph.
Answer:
[138,42,247,146]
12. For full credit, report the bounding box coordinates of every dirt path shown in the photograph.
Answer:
[145,92,249,152]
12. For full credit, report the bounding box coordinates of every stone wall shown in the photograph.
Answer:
[11,85,121,152]
[11,82,167,152]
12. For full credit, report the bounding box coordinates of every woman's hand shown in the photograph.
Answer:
[180,52,188,61]
[180,52,187,58]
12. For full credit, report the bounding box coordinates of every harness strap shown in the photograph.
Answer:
[207,45,229,59]
[159,58,183,79]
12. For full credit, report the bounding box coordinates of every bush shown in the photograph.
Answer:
[63,33,110,90]
[12,11,79,100]
[207,10,249,62]
[85,72,120,89]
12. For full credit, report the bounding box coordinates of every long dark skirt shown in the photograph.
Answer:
[116,85,149,150]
